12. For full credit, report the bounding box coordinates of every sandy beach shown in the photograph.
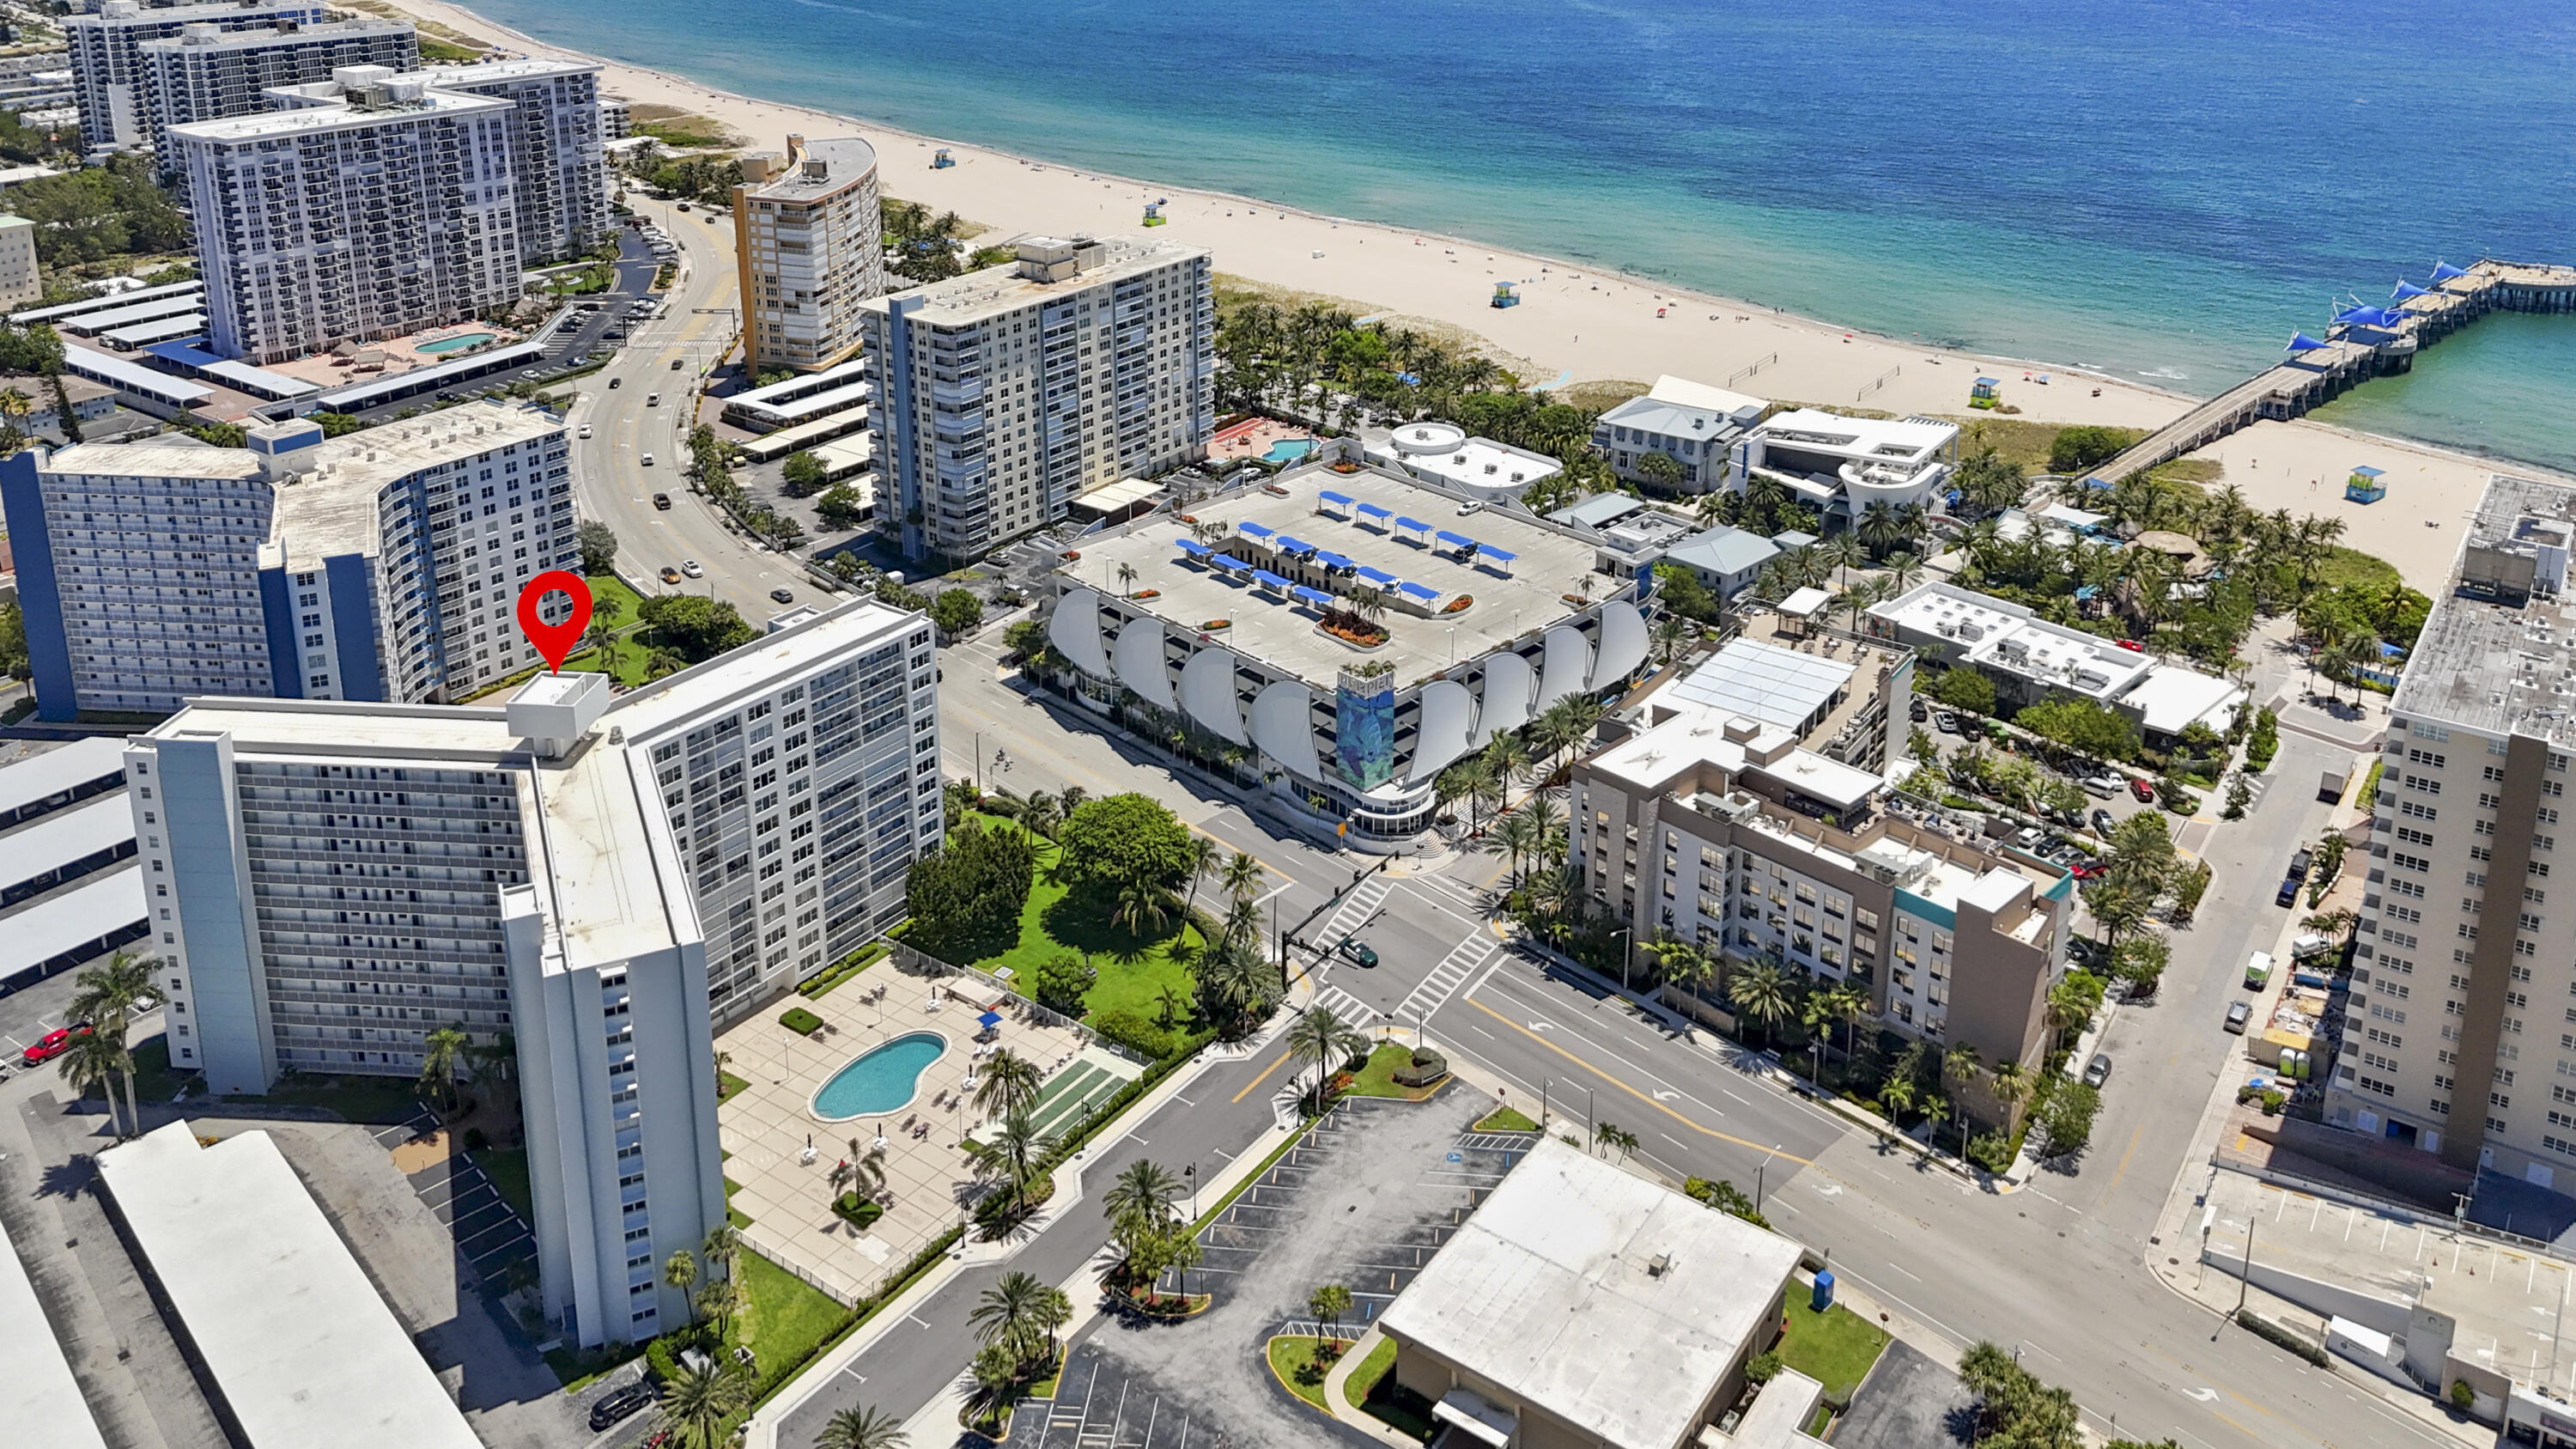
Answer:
[386,0,2559,594]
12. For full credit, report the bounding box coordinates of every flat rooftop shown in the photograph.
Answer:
[0,736,125,818]
[1661,637,1853,733]
[875,234,1203,325]
[1751,407,1956,463]
[2,792,134,889]
[167,83,505,143]
[1063,460,1607,691]
[2399,473,2576,746]
[1870,581,2151,699]
[139,16,408,54]
[94,1124,481,1449]
[0,1217,106,1449]
[743,136,878,202]
[46,437,258,481]
[1380,1136,1802,1449]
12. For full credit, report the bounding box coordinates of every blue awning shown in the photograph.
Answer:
[1252,569,1291,590]
[1356,565,1400,587]
[1436,530,1476,549]
[2392,280,2433,301]
[1237,521,1273,539]
[1275,534,1315,554]
[1176,538,1211,557]
[1355,502,1393,521]
[2431,260,2470,281]
[1397,581,1440,602]
[2287,332,2330,353]
[1395,516,1431,533]
[1477,546,1517,563]
[1314,550,1355,570]
[1318,490,1354,507]
[2334,305,2406,330]
[1291,585,1335,607]
[1211,553,1249,571]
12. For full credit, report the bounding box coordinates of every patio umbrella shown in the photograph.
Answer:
[977,1011,1003,1030]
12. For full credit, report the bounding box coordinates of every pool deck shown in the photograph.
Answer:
[714,964,1096,1303]
[1209,416,1316,463]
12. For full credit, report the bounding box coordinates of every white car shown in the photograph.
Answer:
[640,452,653,466]
[578,424,592,439]
[1457,501,1484,515]
[682,560,705,579]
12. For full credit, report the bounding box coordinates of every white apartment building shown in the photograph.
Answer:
[169,64,521,363]
[732,135,888,374]
[0,213,43,314]
[0,399,574,721]
[64,0,329,149]
[2325,476,2576,1189]
[385,58,611,265]
[136,16,418,157]
[125,601,942,1345]
[599,95,630,141]
[1731,408,1959,523]
[863,235,1213,563]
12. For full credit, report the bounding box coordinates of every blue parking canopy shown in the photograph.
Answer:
[1357,565,1400,587]
[1252,569,1292,590]
[1356,502,1394,521]
[1176,538,1212,557]
[1211,553,1249,571]
[1436,529,1476,549]
[1291,585,1335,607]
[1398,581,1440,602]
[1318,490,1355,508]
[1238,521,1274,539]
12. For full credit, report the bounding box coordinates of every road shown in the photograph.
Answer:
[564,198,820,619]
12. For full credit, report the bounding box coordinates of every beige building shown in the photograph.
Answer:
[732,135,888,374]
[1378,1135,1824,1449]
[2325,475,2576,1186]
[0,214,39,310]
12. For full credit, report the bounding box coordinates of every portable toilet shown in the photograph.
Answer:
[1492,281,1519,308]
[932,148,954,168]
[1142,201,1165,227]
[1970,376,2001,410]
[2345,466,2386,503]
[1812,1269,1835,1312]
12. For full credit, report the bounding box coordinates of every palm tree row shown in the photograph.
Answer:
[59,949,155,1137]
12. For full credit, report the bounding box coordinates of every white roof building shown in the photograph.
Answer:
[1733,408,1959,519]
[1378,1135,1806,1449]
[1866,580,2243,737]
[1371,419,1563,502]
[94,1123,482,1449]
[1591,374,1765,493]
[0,1215,107,1449]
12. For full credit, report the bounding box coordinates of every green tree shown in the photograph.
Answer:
[654,1358,750,1449]
[1931,667,1996,716]
[904,819,1036,959]
[68,950,155,1135]
[1653,562,1720,624]
[2046,424,2139,475]
[56,1028,133,1137]
[1054,794,1194,904]
[970,1270,1060,1366]
[636,594,756,661]
[1727,955,1795,1048]
[2031,1080,2102,1160]
[1286,1006,1370,1110]
[975,1050,1043,1120]
[2222,772,2253,819]
[815,1404,910,1449]
[1309,1282,1353,1337]
[2013,694,2136,764]
[1959,1342,2082,1449]
[574,520,619,574]
[2112,932,2171,996]
[1634,449,1685,490]
[1031,951,1097,1013]
[816,485,869,531]
[663,1248,698,1305]
[969,1111,1053,1212]
[418,1023,470,1114]
[781,450,829,497]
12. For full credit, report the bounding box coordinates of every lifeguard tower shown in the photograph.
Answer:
[1491,281,1519,309]
[1142,201,1165,227]
[2345,466,2387,503]
[1969,376,2001,410]
[932,148,954,168]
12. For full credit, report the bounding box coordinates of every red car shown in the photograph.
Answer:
[2129,776,2154,803]
[2115,639,2145,654]
[21,1023,93,1066]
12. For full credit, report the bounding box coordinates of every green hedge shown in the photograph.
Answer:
[799,942,889,998]
[2235,1309,2327,1366]
[780,1006,823,1034]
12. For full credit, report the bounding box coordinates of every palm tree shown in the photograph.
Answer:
[1923,1094,1952,1150]
[1528,699,1583,780]
[656,1358,750,1449]
[1178,834,1223,921]
[1286,1006,1370,1109]
[1727,955,1795,1049]
[971,1270,1057,1366]
[1481,808,1544,886]
[417,1022,470,1115]
[1481,734,1533,809]
[829,1142,888,1205]
[815,1404,909,1449]
[1021,792,1062,843]
[1105,1158,1182,1234]
[1880,1073,1917,1123]
[1220,849,1266,907]
[1113,879,1172,936]
[1649,612,1693,669]
[1116,562,1139,599]
[696,1275,742,1340]
[1310,1282,1353,1338]
[1218,893,1265,954]
[1881,549,1924,593]
[1943,1042,1982,1152]
[57,1029,132,1137]
[975,1050,1043,1118]
[663,1248,698,1306]
[1990,1061,2033,1121]
[970,1110,1053,1209]
[69,949,155,1134]
[702,1222,740,1279]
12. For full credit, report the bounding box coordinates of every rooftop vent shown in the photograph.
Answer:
[1647,1252,1671,1278]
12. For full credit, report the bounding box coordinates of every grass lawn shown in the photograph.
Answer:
[1472,1105,1540,1132]
[719,1069,751,1103]
[725,1175,752,1228]
[126,1033,426,1123]
[1773,1296,1891,1403]
[925,815,1204,1024]
[478,1146,533,1221]
[1266,1336,1336,1410]
[738,1251,844,1370]
[2312,545,2404,593]
[1344,1043,1445,1101]
[1343,1336,1396,1409]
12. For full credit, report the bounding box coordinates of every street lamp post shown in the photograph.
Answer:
[1754,1142,1783,1214]
[1613,928,1633,994]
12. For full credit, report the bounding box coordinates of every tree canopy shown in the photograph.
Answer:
[907,820,1036,960]
[574,521,619,574]
[2013,693,2136,763]
[1054,794,1194,902]
[636,595,755,662]
[2045,424,2139,475]
[931,588,985,636]
[1930,666,1996,716]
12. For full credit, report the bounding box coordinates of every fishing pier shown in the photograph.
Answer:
[2095,259,2576,482]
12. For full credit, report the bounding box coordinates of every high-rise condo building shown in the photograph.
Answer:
[64,0,329,150]
[860,234,1214,563]
[125,600,942,1345]
[732,134,888,375]
[382,57,611,265]
[0,399,577,721]
[0,213,39,311]
[168,64,521,363]
[2325,475,2576,1188]
[136,15,418,158]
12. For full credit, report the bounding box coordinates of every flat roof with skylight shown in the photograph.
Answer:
[1661,637,1855,733]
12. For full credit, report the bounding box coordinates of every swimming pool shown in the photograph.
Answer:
[417,331,496,355]
[810,1031,945,1120]
[1263,439,1315,464]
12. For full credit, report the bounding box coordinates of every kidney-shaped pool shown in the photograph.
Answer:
[810,1031,946,1121]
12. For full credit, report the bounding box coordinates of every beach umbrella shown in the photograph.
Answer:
[2286,332,2330,353]
[2392,280,2433,301]
[2430,260,2470,282]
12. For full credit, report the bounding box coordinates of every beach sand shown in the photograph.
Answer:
[387,0,2558,595]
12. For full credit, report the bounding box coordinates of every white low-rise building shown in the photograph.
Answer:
[1371,419,1562,502]
[1732,408,1959,523]
[1590,374,1765,492]
[1865,580,2244,740]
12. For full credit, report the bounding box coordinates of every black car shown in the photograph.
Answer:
[589,1379,654,1431]
[770,588,794,604]
[2090,807,2116,834]
[1909,698,1929,722]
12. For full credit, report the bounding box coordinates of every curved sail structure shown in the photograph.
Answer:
[1048,588,1110,678]
[1112,617,1174,710]
[1250,679,1321,779]
[1179,648,1249,743]
[1408,679,1476,783]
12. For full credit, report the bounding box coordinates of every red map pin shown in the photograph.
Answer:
[515,569,594,673]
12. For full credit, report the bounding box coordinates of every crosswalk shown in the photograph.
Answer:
[1394,937,1501,1027]
[1315,874,1394,946]
[1310,983,1381,1027]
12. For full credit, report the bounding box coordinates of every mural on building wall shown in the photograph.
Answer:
[1334,662,1395,789]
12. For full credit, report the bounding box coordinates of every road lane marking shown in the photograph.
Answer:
[1464,998,1816,1163]
[1230,1050,1294,1104]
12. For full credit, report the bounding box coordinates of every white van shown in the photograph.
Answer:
[2080,775,2122,799]
[2244,951,2273,990]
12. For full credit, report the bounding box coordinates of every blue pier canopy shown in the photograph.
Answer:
[1251,569,1291,590]
[1355,502,1393,521]
[1318,490,1355,508]
[1291,585,1335,608]
[1275,534,1314,555]
[1397,581,1441,603]
[1395,516,1431,534]
[1313,549,1355,570]
[2392,280,2434,301]
[1436,529,1476,550]
[2430,260,2470,281]
[1211,553,1249,572]
[1237,521,1274,540]
[2286,332,2330,353]
[2335,305,2407,329]
[1356,565,1400,588]
[1176,538,1212,557]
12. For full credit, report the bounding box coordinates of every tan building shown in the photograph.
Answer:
[732,135,889,374]
[1378,1135,1824,1449]
[0,213,39,311]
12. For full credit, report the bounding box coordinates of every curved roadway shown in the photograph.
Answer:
[567,196,829,619]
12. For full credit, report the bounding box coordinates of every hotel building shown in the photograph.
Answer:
[136,15,418,158]
[1,399,577,721]
[168,64,521,363]
[2324,476,2576,1187]
[732,135,888,375]
[64,0,330,150]
[1729,408,1959,524]
[125,600,942,1344]
[863,234,1214,563]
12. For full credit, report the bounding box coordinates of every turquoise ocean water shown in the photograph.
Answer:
[471,0,2576,467]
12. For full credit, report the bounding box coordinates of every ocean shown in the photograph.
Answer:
[465,0,2576,467]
